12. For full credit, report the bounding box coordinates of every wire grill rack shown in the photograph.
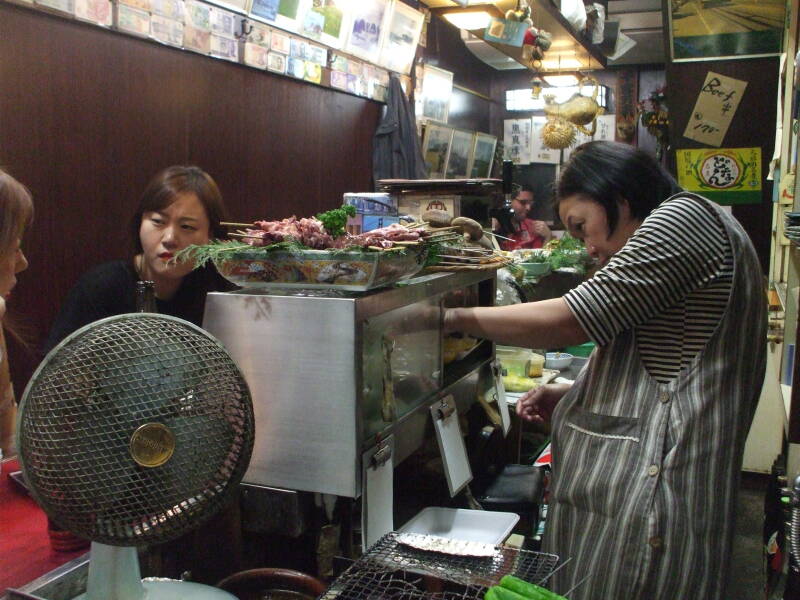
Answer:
[320,532,559,600]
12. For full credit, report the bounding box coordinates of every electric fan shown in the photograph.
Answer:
[17,313,255,600]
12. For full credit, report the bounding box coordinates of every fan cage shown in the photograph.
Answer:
[18,314,255,546]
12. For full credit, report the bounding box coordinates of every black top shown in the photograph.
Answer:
[43,260,236,355]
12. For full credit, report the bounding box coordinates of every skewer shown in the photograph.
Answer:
[562,573,591,597]
[535,557,573,586]
[485,231,514,242]
[228,233,261,240]
[221,222,256,228]
[391,240,421,246]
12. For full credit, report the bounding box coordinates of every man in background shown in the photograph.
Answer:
[493,185,552,250]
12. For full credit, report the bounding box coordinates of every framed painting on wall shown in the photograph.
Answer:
[445,129,474,179]
[668,0,785,61]
[250,0,310,32]
[468,132,497,178]
[298,0,352,49]
[378,0,424,75]
[417,64,453,124]
[421,122,453,179]
[344,0,390,63]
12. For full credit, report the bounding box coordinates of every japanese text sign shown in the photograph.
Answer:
[683,72,747,147]
[676,147,761,205]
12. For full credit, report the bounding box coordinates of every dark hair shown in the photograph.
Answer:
[129,165,227,254]
[556,141,681,235]
[512,184,535,202]
[0,169,33,256]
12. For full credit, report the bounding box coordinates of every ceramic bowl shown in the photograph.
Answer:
[545,352,574,370]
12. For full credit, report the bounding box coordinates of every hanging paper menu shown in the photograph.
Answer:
[683,72,747,147]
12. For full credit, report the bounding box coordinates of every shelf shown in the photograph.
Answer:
[464,0,606,72]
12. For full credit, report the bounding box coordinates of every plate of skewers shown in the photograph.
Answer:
[177,206,513,292]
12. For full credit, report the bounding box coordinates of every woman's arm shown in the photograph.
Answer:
[444,297,588,349]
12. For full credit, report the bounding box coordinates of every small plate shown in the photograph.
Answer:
[396,533,497,557]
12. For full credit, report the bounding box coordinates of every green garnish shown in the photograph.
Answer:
[316,205,356,238]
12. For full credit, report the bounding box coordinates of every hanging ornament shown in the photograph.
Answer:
[541,116,576,150]
[543,75,604,136]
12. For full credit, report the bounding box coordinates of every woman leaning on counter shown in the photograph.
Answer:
[445,141,766,600]
[44,165,235,354]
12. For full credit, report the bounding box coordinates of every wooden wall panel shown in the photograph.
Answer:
[666,57,778,272]
[0,3,381,390]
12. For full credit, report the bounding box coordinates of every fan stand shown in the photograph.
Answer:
[76,542,236,600]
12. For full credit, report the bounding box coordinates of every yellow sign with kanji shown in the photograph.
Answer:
[675,147,761,205]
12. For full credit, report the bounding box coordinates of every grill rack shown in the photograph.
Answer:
[320,532,560,600]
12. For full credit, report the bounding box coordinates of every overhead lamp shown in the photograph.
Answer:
[441,8,494,30]
[542,73,580,87]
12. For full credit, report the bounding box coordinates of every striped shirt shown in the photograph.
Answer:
[563,196,733,382]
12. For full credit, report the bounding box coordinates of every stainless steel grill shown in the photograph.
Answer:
[320,532,560,600]
[18,314,254,546]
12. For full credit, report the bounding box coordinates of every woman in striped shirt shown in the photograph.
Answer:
[444,141,766,600]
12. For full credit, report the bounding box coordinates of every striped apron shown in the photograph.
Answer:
[542,196,766,600]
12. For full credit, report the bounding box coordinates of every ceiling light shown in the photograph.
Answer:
[541,57,583,70]
[542,74,580,87]
[442,9,494,30]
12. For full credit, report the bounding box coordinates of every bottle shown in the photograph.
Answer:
[135,280,157,313]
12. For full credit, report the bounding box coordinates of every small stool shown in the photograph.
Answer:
[476,464,545,537]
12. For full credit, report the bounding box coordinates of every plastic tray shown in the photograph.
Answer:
[398,507,519,545]
[216,248,426,292]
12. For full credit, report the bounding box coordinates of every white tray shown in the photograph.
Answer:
[398,507,519,545]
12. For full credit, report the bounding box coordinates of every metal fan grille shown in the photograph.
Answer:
[18,314,254,546]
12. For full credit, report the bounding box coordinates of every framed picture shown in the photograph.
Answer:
[445,129,473,179]
[298,0,351,49]
[421,122,453,179]
[378,1,424,75]
[417,64,453,124]
[267,51,287,73]
[344,0,390,63]
[668,1,785,61]
[468,132,497,178]
[250,0,309,32]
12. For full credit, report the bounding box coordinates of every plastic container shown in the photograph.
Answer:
[399,507,519,545]
[563,342,595,357]
[528,352,545,377]
[545,352,574,370]
[496,345,533,378]
[519,262,551,278]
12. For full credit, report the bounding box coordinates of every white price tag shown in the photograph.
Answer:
[493,361,511,436]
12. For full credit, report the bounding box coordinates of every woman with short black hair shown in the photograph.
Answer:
[445,141,766,600]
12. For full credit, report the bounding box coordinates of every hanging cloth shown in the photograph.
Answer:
[372,74,427,186]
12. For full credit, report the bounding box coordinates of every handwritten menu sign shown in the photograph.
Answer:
[683,72,747,147]
[504,118,532,165]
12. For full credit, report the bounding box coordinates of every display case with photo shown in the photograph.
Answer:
[378,0,423,75]
[421,122,453,179]
[467,132,497,178]
[343,0,390,63]
[444,129,473,179]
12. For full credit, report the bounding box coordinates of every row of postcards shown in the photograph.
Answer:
[13,0,413,103]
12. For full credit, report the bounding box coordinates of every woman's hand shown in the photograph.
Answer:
[516,382,572,424]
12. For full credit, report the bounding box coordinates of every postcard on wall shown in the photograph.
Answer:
[118,0,150,12]
[347,58,362,76]
[266,51,287,73]
[304,61,322,84]
[421,122,454,179]
[266,0,312,32]
[594,114,616,142]
[378,1,423,75]
[676,147,761,205]
[290,37,308,59]
[150,14,184,46]
[330,53,348,73]
[529,117,559,164]
[683,72,748,147]
[306,44,327,66]
[270,30,291,54]
[211,33,239,60]
[151,0,184,21]
[469,132,497,178]
[445,129,473,179]
[299,0,350,49]
[184,25,212,53]
[330,69,348,90]
[210,6,238,38]
[74,0,112,26]
[244,42,269,68]
[418,64,453,124]
[504,118,532,165]
[247,21,270,46]
[346,73,358,94]
[117,4,151,36]
[287,56,306,78]
[184,0,211,30]
[344,0,390,63]
[35,0,75,15]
